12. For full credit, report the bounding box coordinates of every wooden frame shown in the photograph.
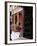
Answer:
[5,1,36,45]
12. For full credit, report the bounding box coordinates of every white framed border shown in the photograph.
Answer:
[5,2,36,44]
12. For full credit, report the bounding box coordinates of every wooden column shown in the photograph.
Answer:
[17,13,19,26]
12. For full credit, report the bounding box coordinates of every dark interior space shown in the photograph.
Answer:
[23,6,33,39]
